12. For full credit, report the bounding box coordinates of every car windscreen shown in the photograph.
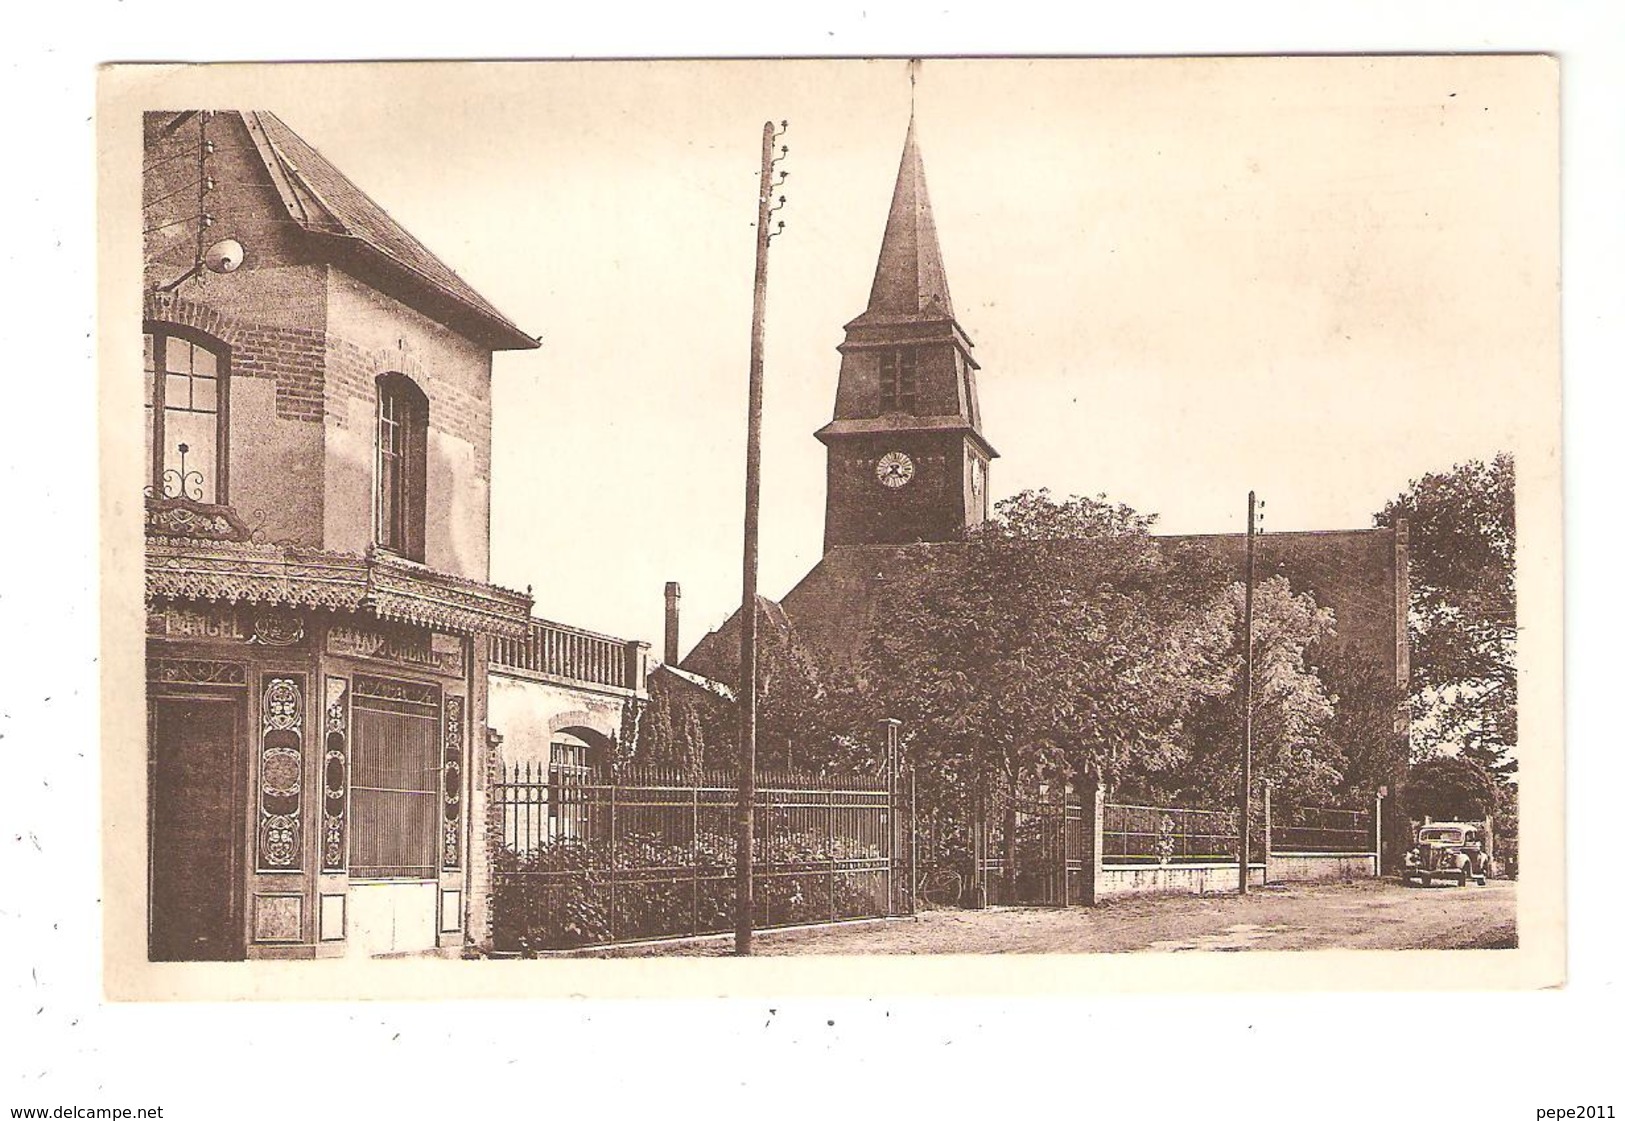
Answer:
[1419,829,1463,844]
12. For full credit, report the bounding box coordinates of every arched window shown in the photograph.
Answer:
[375,373,428,561]
[144,324,230,503]
[547,733,594,841]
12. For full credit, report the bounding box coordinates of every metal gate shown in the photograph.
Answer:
[974,789,1089,906]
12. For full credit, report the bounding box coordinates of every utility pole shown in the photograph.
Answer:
[736,120,788,956]
[1240,490,1258,894]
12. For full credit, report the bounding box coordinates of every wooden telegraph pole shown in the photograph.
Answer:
[736,121,788,956]
[1240,490,1258,894]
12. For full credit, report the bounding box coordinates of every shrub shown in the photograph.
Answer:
[491,828,887,952]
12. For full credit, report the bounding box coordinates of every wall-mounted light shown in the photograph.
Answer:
[157,238,245,293]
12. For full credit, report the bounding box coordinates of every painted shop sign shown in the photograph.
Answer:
[147,605,307,646]
[326,624,466,676]
[148,605,247,640]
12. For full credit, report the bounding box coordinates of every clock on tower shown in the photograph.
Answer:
[876,451,915,488]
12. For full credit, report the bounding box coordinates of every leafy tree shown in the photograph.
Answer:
[753,614,834,775]
[1140,575,1344,810]
[679,703,711,777]
[1491,781,1519,877]
[1400,755,1496,822]
[623,669,730,777]
[835,491,1243,890]
[1376,453,1516,778]
[1318,644,1408,803]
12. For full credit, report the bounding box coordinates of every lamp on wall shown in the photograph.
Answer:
[156,238,245,293]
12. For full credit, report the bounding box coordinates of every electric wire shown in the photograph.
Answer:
[143,175,277,210]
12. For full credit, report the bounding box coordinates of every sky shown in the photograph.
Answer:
[191,57,1557,652]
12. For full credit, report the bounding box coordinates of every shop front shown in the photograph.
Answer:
[144,512,530,961]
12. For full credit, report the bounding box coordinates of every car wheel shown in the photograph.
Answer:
[1420,874,1430,887]
[1459,866,1471,886]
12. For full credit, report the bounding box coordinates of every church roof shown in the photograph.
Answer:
[243,111,538,351]
[852,116,956,326]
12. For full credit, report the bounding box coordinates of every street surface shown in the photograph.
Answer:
[585,878,1516,956]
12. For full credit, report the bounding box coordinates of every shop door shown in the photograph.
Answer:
[149,696,243,961]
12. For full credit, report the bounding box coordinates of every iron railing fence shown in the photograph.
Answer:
[491,762,905,951]
[1269,804,1374,854]
[1101,802,1267,866]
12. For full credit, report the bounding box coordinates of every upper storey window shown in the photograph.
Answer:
[144,326,230,504]
[878,348,918,414]
[376,373,429,561]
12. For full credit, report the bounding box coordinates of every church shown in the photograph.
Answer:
[681,114,1410,777]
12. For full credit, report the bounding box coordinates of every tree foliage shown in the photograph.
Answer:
[1400,755,1496,822]
[1138,575,1343,809]
[626,608,843,778]
[1317,645,1408,803]
[1376,453,1516,779]
[854,494,1188,801]
[837,490,1349,816]
[621,670,731,777]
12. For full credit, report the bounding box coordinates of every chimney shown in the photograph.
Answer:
[663,581,681,665]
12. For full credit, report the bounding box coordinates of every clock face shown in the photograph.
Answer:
[876,450,915,488]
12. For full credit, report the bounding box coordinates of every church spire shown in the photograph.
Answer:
[858,111,954,323]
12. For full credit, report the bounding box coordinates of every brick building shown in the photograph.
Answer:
[140,110,644,961]
[683,117,1409,785]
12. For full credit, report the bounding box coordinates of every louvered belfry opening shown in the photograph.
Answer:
[349,675,442,880]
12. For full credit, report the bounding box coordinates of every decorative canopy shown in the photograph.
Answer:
[146,534,533,638]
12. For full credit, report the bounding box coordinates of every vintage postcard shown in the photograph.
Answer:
[99,56,1562,998]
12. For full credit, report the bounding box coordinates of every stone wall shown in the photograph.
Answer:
[1266,852,1377,883]
[1098,862,1267,898]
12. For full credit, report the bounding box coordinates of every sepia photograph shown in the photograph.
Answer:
[100,55,1560,993]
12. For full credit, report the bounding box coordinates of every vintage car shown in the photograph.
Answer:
[1401,822,1491,886]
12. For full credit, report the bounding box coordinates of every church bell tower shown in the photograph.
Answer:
[816,114,997,552]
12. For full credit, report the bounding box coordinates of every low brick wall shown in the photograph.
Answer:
[1098,862,1265,897]
[1267,852,1376,883]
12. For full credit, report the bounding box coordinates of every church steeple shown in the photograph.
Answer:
[816,105,997,553]
[856,116,955,324]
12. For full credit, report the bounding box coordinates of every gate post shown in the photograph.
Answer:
[1262,782,1272,885]
[968,790,988,909]
[909,765,918,916]
[1061,788,1071,907]
[1375,790,1385,878]
[1077,774,1103,907]
[881,718,901,916]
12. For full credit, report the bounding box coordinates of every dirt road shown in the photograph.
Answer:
[583,878,1516,957]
